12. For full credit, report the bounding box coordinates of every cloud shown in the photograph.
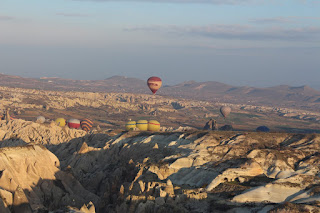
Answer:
[72,0,256,4]
[72,0,319,5]
[0,15,15,21]
[250,16,320,24]
[249,17,293,24]
[125,24,320,41]
[56,12,91,17]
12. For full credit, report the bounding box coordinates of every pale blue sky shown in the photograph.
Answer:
[0,0,319,88]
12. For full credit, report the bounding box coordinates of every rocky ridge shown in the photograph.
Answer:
[0,86,205,112]
[2,73,320,109]
[1,120,320,212]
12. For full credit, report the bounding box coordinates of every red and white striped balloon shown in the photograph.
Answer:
[147,76,162,94]
[68,118,81,129]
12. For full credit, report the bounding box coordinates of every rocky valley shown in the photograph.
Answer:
[1,73,320,111]
[1,85,320,133]
[1,119,320,212]
[1,78,320,212]
[1,0,319,211]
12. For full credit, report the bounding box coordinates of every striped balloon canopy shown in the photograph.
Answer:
[125,121,136,131]
[148,120,160,131]
[147,76,162,94]
[81,119,93,132]
[136,120,148,131]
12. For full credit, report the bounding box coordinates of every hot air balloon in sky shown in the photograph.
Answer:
[147,77,162,94]
[220,106,231,118]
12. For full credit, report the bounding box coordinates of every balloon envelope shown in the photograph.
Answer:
[136,120,148,131]
[36,116,45,124]
[68,118,81,129]
[147,77,162,94]
[81,119,93,132]
[125,121,136,131]
[148,120,160,131]
[220,106,231,118]
[55,118,66,127]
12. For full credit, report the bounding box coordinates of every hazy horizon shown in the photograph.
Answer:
[2,72,320,91]
[1,0,319,89]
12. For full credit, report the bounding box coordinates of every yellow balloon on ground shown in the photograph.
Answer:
[136,120,148,131]
[148,120,160,131]
[125,121,137,131]
[55,118,66,127]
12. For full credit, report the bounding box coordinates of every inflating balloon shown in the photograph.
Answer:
[148,120,160,131]
[81,119,93,132]
[55,118,66,127]
[136,120,148,131]
[125,121,136,131]
[147,77,162,94]
[36,116,45,124]
[68,118,81,129]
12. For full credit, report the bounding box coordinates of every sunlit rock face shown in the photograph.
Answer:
[0,119,86,146]
[0,144,99,212]
[1,120,320,212]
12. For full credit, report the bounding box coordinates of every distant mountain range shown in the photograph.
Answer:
[1,73,320,109]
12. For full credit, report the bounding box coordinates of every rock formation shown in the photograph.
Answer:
[4,108,10,122]
[203,119,218,130]
[1,85,320,133]
[1,120,320,212]
[0,144,99,212]
[219,124,233,131]
[0,119,86,146]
